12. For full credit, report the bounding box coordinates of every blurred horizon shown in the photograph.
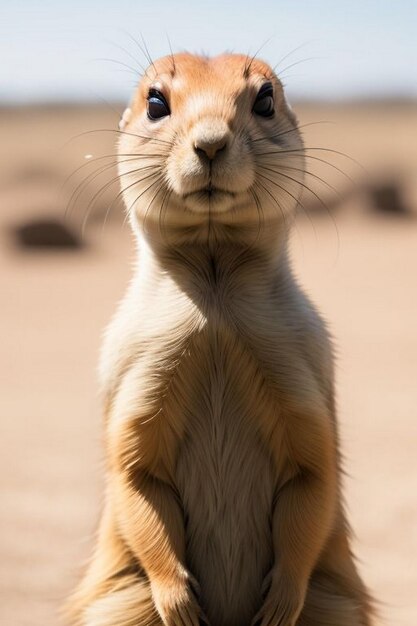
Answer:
[2,0,416,105]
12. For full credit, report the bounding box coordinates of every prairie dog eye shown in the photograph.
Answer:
[252,82,274,118]
[147,89,170,120]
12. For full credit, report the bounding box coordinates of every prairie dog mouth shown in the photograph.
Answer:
[183,186,237,213]
[184,185,235,200]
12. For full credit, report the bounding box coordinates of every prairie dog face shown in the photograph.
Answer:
[118,53,304,239]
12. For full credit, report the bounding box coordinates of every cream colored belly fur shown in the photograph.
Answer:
[175,328,275,626]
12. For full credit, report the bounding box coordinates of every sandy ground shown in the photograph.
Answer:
[0,102,416,625]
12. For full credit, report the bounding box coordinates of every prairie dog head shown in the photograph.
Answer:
[118,53,304,245]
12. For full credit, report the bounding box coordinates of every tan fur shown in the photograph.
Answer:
[67,53,373,626]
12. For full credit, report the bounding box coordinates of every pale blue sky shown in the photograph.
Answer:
[1,0,416,103]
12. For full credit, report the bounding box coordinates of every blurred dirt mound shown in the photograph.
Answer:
[300,176,415,219]
[13,218,82,249]
[368,181,412,216]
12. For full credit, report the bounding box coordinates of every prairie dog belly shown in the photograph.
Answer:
[175,334,275,626]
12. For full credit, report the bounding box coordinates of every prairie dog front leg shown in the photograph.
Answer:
[105,363,204,626]
[254,408,338,626]
[110,470,202,626]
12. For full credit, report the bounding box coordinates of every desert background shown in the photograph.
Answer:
[1,2,417,625]
[2,97,416,626]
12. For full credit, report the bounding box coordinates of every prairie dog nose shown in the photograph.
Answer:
[192,120,230,161]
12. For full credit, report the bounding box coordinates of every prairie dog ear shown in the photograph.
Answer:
[119,107,132,130]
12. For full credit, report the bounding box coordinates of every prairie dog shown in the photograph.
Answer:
[68,53,373,626]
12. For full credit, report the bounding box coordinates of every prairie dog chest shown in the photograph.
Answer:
[105,276,285,486]
[174,322,276,518]
[173,323,277,623]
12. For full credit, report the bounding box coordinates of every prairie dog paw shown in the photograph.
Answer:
[151,578,202,626]
[251,573,305,626]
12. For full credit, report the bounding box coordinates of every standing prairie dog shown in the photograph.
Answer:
[68,53,373,626]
